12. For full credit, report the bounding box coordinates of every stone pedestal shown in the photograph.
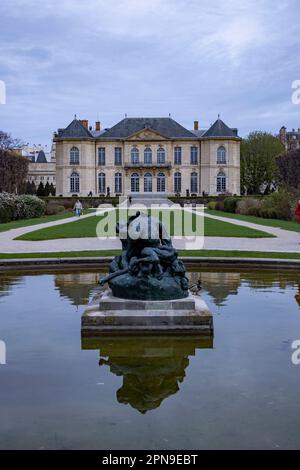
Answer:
[81,289,213,335]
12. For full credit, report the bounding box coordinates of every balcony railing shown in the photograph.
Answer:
[124,161,172,169]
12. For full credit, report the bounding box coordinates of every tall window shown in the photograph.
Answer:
[115,172,122,194]
[131,147,139,164]
[217,146,226,164]
[157,172,166,192]
[98,172,106,193]
[98,147,106,166]
[70,172,80,193]
[174,146,182,165]
[157,147,165,164]
[131,173,139,192]
[70,147,79,165]
[190,146,198,165]
[114,147,122,165]
[144,147,152,164]
[144,173,152,192]
[174,172,181,193]
[217,171,226,193]
[190,172,198,193]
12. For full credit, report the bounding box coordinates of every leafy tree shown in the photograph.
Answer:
[241,132,284,195]
[25,181,33,194]
[0,149,29,193]
[277,149,300,189]
[36,182,45,197]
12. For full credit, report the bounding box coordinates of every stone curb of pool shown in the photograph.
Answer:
[0,257,300,271]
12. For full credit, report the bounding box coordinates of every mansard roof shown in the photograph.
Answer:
[57,119,93,139]
[202,118,239,139]
[36,150,47,163]
[100,117,197,139]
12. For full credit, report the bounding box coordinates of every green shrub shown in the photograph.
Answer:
[236,198,262,215]
[261,191,291,220]
[14,195,45,219]
[0,192,15,223]
[0,193,45,223]
[215,200,224,211]
[207,201,217,210]
[45,203,65,215]
[223,197,241,213]
[258,208,278,219]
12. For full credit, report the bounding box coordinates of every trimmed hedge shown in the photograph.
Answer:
[0,193,45,223]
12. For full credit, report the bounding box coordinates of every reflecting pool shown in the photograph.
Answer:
[0,268,300,449]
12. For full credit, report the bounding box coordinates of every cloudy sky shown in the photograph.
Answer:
[0,0,299,148]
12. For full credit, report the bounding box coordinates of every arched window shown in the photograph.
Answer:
[157,147,165,164]
[131,173,139,192]
[190,172,198,193]
[217,171,226,193]
[157,172,166,192]
[174,172,181,193]
[144,147,152,164]
[70,147,79,165]
[70,172,80,193]
[98,172,106,194]
[115,172,122,194]
[217,146,226,164]
[144,173,152,192]
[131,147,139,164]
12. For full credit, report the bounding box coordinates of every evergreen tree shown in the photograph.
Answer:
[44,181,51,196]
[37,181,45,197]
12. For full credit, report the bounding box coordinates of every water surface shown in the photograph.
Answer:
[0,268,300,449]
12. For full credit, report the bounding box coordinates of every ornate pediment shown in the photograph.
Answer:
[126,127,169,141]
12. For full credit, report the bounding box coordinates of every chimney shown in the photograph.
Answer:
[95,121,101,131]
[194,120,199,131]
[80,119,88,129]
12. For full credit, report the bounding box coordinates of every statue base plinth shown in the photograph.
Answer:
[81,289,213,336]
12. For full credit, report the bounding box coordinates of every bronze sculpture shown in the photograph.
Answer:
[99,211,189,300]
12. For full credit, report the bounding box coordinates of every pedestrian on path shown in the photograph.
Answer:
[74,199,83,217]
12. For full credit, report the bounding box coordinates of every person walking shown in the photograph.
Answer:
[74,199,83,217]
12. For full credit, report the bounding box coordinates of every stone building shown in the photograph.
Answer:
[27,150,56,187]
[279,126,300,151]
[14,143,56,188]
[54,116,241,197]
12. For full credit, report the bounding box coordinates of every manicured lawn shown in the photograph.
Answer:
[15,208,273,240]
[0,209,94,233]
[207,209,299,232]
[0,250,300,259]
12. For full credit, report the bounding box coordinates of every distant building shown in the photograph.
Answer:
[54,116,241,197]
[279,126,300,151]
[27,150,56,188]
[14,143,56,189]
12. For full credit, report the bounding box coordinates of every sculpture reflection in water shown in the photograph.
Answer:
[82,334,213,414]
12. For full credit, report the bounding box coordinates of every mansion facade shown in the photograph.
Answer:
[54,116,241,197]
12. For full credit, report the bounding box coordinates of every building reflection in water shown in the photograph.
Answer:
[82,334,213,414]
[54,272,101,306]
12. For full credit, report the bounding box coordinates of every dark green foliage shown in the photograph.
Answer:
[223,197,241,213]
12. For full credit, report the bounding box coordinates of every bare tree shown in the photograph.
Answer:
[0,130,24,150]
